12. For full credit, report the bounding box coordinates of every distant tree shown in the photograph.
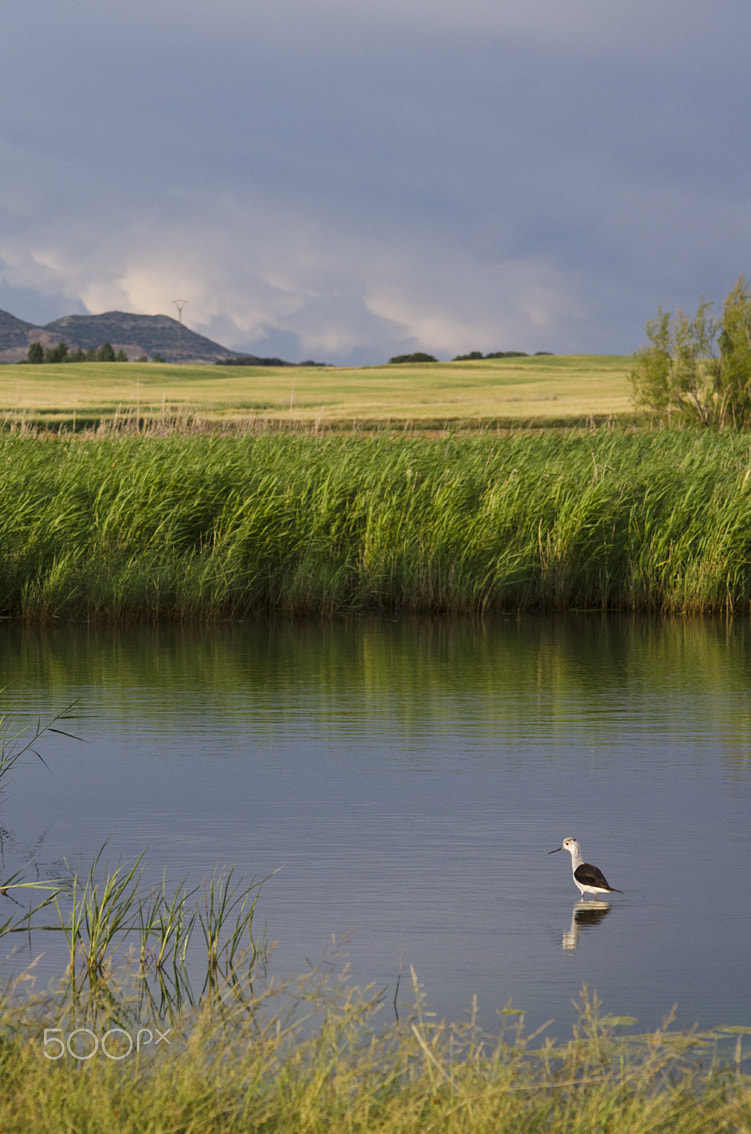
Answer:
[215,355,292,366]
[153,353,166,363]
[631,276,751,427]
[27,342,44,364]
[97,342,116,362]
[44,342,69,363]
[86,348,98,361]
[116,349,128,362]
[69,348,86,362]
[717,276,751,424]
[453,351,484,361]
[388,352,438,364]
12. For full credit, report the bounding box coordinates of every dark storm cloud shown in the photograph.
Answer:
[1,0,749,363]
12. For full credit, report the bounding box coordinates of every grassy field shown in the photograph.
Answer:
[2,427,751,619]
[0,355,634,429]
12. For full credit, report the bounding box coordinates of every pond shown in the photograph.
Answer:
[1,614,750,1039]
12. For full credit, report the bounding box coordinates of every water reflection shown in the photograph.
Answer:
[561,901,612,951]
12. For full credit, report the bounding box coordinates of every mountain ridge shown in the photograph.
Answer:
[0,307,256,364]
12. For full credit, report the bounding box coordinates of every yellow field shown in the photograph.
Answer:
[0,354,634,428]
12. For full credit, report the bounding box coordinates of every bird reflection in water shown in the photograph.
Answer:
[561,900,611,951]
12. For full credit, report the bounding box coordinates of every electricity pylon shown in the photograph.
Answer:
[173,299,188,362]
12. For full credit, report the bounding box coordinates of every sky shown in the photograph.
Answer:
[1,1,750,366]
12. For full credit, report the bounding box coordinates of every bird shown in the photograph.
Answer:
[548,836,622,901]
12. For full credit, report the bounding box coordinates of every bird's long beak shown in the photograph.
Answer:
[548,846,563,854]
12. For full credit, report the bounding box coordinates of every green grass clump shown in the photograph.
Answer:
[1,974,750,1133]
[2,845,269,1008]
[2,426,751,619]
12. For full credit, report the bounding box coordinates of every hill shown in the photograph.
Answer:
[0,309,37,349]
[0,308,260,364]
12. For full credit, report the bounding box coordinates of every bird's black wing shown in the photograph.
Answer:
[575,862,622,892]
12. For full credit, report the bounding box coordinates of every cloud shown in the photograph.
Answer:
[0,176,587,360]
[1,0,750,363]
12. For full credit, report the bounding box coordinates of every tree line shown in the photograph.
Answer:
[25,341,132,363]
[388,350,553,364]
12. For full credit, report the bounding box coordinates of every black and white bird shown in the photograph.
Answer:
[548,836,622,901]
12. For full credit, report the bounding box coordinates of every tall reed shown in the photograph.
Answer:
[2,426,751,618]
[37,848,269,999]
[0,705,81,934]
[3,844,267,1004]
[54,846,147,983]
[0,702,80,789]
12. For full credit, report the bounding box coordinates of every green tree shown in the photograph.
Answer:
[717,276,751,425]
[631,276,751,427]
[116,348,128,362]
[44,342,69,363]
[97,342,116,362]
[27,342,44,364]
[388,351,438,364]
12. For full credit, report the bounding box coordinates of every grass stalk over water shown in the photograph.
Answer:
[0,703,80,788]
[198,866,265,983]
[55,847,147,982]
[136,868,200,974]
[3,426,751,618]
[4,845,267,1006]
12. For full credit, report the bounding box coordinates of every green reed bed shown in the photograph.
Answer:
[2,426,751,619]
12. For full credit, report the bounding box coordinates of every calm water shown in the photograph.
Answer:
[1,614,751,1038]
